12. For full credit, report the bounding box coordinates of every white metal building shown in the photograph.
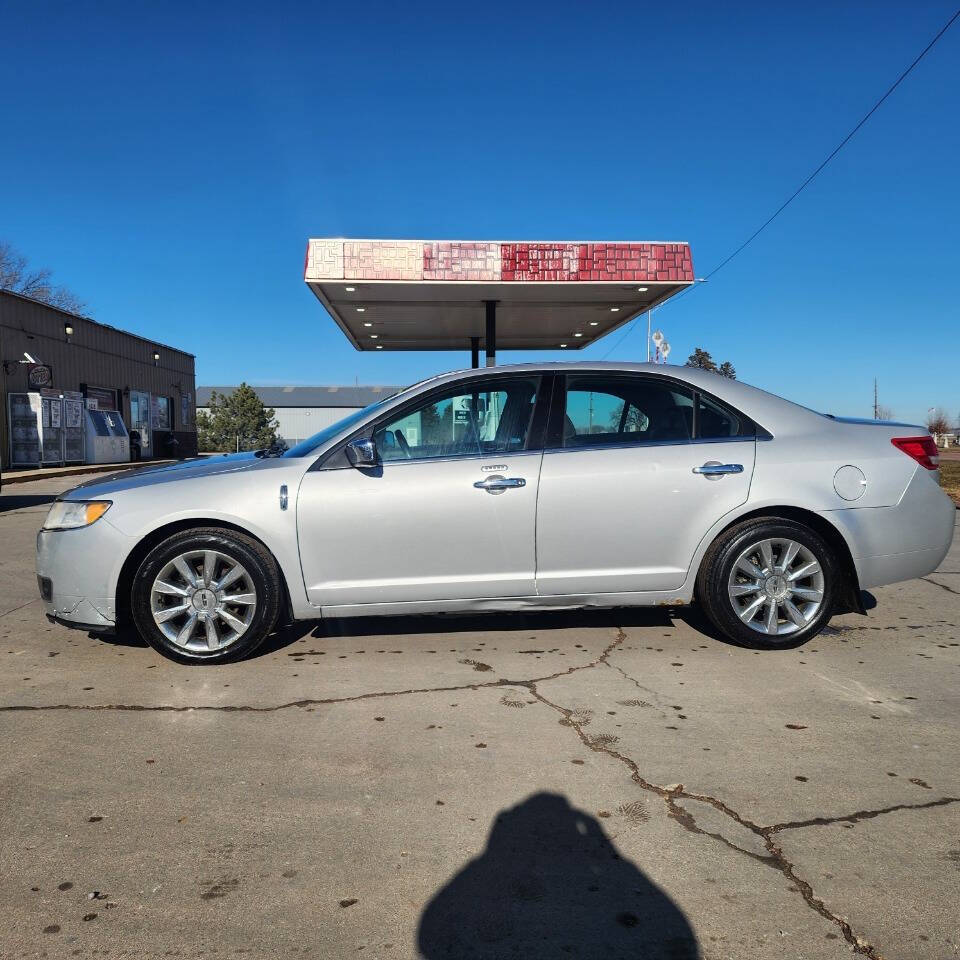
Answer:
[196,385,403,448]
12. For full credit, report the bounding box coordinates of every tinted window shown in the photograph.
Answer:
[561,377,693,448]
[697,394,743,439]
[375,378,538,462]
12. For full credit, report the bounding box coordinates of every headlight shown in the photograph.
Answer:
[42,500,112,531]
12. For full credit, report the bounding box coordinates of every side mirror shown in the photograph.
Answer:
[345,437,378,469]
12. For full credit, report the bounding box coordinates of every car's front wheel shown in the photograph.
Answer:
[131,527,282,663]
[697,518,838,648]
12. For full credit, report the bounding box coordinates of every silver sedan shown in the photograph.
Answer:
[36,363,955,663]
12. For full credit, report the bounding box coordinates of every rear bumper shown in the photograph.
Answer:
[825,468,955,590]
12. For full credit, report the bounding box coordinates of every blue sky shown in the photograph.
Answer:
[2,0,958,423]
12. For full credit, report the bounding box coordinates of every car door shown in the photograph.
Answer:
[535,373,756,595]
[297,375,545,608]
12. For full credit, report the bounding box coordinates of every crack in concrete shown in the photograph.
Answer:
[0,598,37,620]
[0,630,626,714]
[921,576,960,596]
[606,659,669,706]
[524,674,889,959]
[768,795,960,833]
[7,614,942,958]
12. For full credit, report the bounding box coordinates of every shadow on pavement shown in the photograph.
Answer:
[417,792,699,960]
[0,493,57,514]
[315,607,675,638]
[99,619,316,657]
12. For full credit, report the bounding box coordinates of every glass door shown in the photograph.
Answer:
[130,390,152,458]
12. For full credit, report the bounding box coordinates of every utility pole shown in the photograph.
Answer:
[646,309,652,362]
[873,378,878,419]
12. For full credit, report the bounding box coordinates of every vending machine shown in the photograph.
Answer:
[38,389,64,465]
[61,390,86,463]
[6,390,68,467]
[83,401,130,464]
[7,392,42,467]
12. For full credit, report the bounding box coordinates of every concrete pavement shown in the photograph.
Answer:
[1,477,958,959]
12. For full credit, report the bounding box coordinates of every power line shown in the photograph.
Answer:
[611,4,960,334]
[599,309,643,360]
[704,6,959,283]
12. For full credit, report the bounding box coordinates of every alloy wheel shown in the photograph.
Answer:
[726,538,825,638]
[149,549,257,652]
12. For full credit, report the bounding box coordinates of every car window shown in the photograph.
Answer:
[562,376,693,448]
[375,378,539,462]
[283,400,391,457]
[697,393,743,439]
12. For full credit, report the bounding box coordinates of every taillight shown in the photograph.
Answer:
[891,436,940,470]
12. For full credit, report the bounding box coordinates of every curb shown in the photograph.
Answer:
[1,461,176,487]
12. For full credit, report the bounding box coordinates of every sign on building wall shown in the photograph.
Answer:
[85,386,119,411]
[27,364,53,389]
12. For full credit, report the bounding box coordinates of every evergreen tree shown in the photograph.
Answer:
[685,348,717,372]
[196,384,281,452]
[685,348,737,380]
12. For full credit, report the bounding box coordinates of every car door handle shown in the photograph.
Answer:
[693,462,744,476]
[473,475,526,492]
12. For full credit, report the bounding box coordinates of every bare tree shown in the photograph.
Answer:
[875,404,895,421]
[926,407,951,436]
[0,241,87,314]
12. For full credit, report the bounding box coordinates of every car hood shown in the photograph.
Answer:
[63,452,268,499]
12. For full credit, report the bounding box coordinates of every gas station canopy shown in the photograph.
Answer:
[304,238,694,362]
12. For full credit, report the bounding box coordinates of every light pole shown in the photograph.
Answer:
[652,329,663,362]
[651,329,670,364]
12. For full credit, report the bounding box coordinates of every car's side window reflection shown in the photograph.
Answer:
[697,393,742,438]
[374,378,539,462]
[562,377,693,448]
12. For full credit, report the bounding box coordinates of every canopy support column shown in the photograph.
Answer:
[485,300,496,367]
[470,337,479,369]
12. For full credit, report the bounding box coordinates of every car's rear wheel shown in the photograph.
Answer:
[131,527,281,663]
[697,518,838,648]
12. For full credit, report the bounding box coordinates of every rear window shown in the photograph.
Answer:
[561,376,694,448]
[697,393,743,439]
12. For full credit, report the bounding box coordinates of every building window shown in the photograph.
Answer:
[85,385,119,411]
[152,395,173,431]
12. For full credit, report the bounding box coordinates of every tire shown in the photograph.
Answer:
[131,527,282,664]
[696,518,838,649]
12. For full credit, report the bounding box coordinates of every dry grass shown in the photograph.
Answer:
[941,460,960,506]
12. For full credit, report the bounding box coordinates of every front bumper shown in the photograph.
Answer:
[35,516,134,632]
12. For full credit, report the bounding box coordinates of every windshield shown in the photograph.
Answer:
[282,399,390,458]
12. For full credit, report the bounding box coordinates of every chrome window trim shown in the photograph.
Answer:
[543,435,757,456]
[375,448,544,469]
